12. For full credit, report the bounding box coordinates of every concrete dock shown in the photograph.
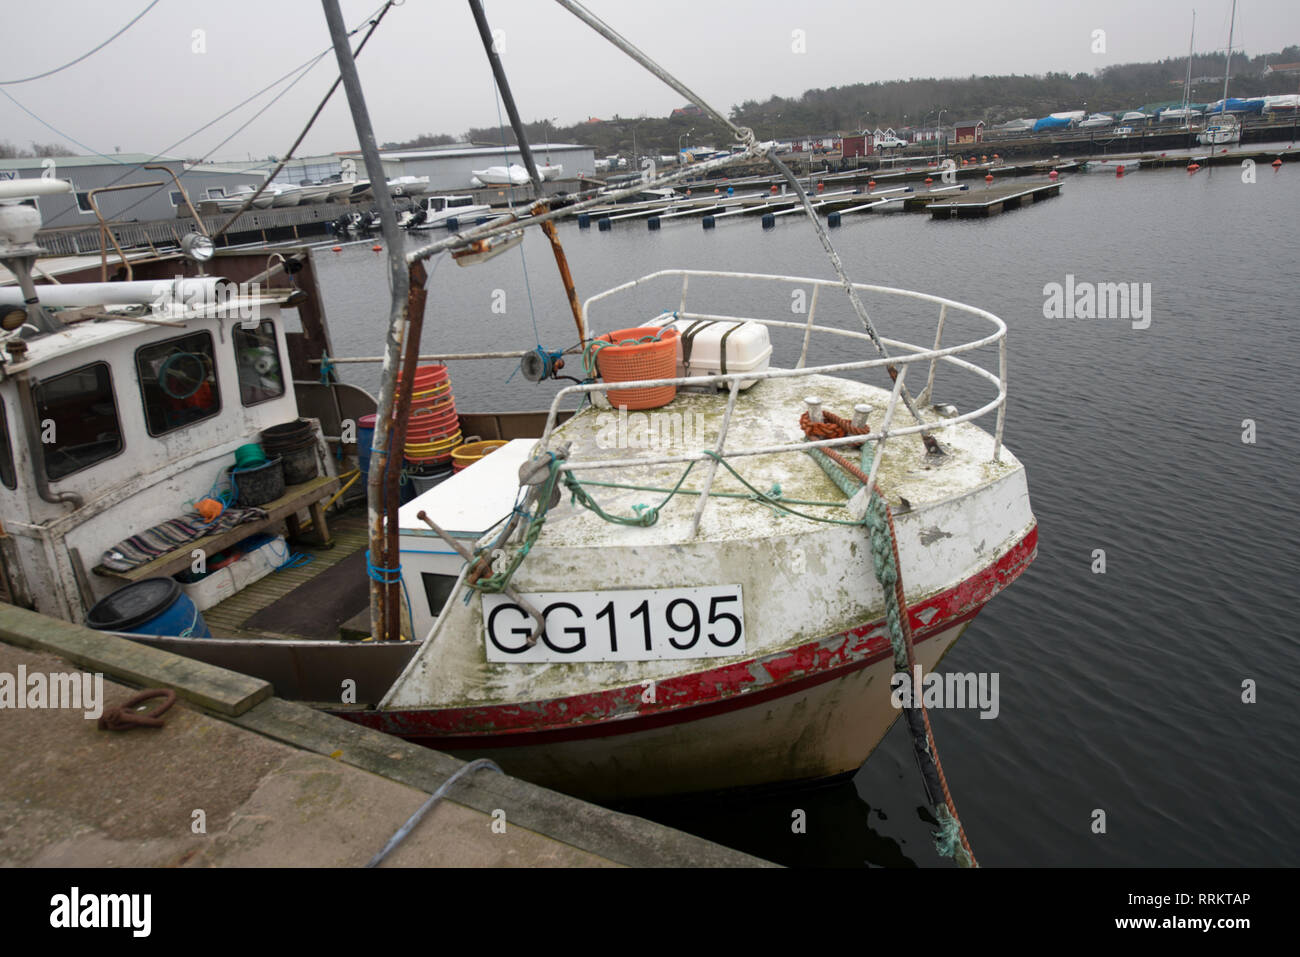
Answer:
[0,604,768,867]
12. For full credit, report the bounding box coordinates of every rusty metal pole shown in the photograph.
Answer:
[384,261,428,640]
[467,0,586,344]
[322,0,410,641]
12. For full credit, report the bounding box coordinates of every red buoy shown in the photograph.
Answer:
[816,182,824,192]
[985,173,994,183]
[1116,165,1126,176]
[1049,169,1059,180]
[331,245,342,252]
[372,244,383,251]
[1273,157,1283,168]
[770,184,779,194]
[1187,162,1200,172]
[924,176,933,185]
[867,179,876,190]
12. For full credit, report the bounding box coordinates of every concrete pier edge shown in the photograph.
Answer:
[0,603,769,867]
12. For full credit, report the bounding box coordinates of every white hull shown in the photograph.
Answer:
[444,620,971,800]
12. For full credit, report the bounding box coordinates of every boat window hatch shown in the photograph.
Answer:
[449,196,473,208]
[0,398,15,490]
[135,332,222,436]
[33,362,124,481]
[420,572,460,618]
[233,319,286,406]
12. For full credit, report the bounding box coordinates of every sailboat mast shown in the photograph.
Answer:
[1220,0,1237,115]
[1183,10,1195,116]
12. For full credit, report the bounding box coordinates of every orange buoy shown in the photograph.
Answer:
[984,173,994,183]
[372,244,383,251]
[1272,157,1283,168]
[1187,162,1200,172]
[867,179,876,190]
[331,245,342,252]
[924,176,933,185]
[960,159,968,167]
[770,184,779,194]
[816,182,824,192]
[1116,165,1126,176]
[1049,169,1059,180]
[981,154,987,162]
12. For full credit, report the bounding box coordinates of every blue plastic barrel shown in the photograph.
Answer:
[86,578,212,638]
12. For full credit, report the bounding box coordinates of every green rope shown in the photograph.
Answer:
[802,442,973,867]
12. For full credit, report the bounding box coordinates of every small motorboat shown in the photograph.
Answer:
[404,194,493,229]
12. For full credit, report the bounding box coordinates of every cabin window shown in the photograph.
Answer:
[0,399,15,489]
[168,190,185,207]
[74,190,95,214]
[450,196,472,208]
[135,332,222,436]
[233,320,286,406]
[34,362,124,480]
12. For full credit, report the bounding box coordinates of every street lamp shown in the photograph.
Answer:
[937,109,946,156]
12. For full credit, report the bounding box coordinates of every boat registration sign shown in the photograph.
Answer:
[483,585,745,663]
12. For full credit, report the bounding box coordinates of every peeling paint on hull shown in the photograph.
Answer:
[336,524,1036,799]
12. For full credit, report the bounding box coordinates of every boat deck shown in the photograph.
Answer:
[203,509,370,640]
[541,372,1019,549]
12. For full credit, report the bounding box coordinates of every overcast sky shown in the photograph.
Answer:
[3,0,1297,162]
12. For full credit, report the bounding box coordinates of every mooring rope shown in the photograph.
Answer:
[798,410,977,867]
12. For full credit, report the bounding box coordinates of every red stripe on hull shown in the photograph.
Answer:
[336,523,1037,747]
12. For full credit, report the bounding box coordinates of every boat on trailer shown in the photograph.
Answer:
[0,2,1037,816]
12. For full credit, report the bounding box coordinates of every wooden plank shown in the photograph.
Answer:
[0,602,271,716]
[93,475,341,582]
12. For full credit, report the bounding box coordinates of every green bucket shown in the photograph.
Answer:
[234,443,267,469]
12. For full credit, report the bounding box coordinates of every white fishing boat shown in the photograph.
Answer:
[388,175,431,197]
[229,184,277,209]
[323,180,356,203]
[403,194,493,229]
[0,2,1038,835]
[1198,0,1242,146]
[293,182,341,204]
[1197,115,1241,145]
[269,184,304,207]
[469,164,531,186]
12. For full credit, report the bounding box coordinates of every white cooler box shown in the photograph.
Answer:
[646,315,772,388]
[179,534,287,611]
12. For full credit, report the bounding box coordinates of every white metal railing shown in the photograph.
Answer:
[535,269,1009,528]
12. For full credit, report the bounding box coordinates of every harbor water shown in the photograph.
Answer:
[314,163,1299,866]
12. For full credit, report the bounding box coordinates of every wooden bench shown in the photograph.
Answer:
[93,474,342,583]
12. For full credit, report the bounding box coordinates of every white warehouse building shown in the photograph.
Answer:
[373,143,596,191]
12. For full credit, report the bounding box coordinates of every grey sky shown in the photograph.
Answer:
[3,0,1297,161]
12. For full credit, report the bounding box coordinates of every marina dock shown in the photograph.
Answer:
[0,605,767,868]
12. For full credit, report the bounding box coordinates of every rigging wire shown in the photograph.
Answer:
[0,0,162,85]
[0,1,391,219]
[211,0,398,239]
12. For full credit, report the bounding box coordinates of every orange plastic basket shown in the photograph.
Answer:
[592,326,680,411]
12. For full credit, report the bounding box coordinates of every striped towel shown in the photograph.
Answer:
[100,505,269,572]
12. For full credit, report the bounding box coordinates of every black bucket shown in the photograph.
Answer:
[228,456,284,506]
[260,420,319,485]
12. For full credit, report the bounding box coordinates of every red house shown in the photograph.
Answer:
[953,119,985,144]
[841,135,874,158]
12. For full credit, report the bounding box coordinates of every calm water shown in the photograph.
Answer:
[315,162,1300,866]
